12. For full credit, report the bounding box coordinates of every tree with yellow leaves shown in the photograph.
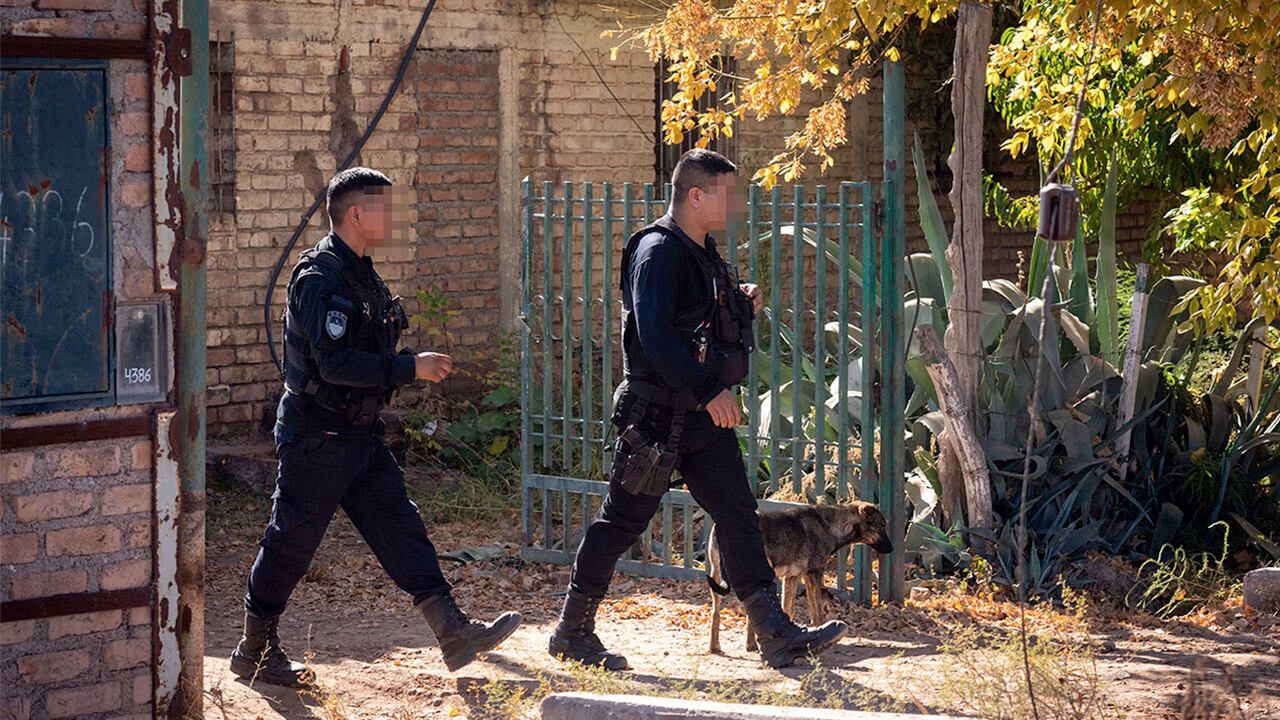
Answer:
[621,0,1279,333]
[990,0,1279,331]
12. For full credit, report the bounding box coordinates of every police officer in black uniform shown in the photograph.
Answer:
[231,168,521,687]
[547,150,848,670]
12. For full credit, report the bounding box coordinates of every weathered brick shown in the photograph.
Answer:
[46,524,122,557]
[11,568,88,600]
[103,638,149,670]
[0,452,35,484]
[123,142,149,172]
[100,559,150,590]
[14,490,94,522]
[1,532,38,564]
[123,72,148,101]
[92,20,147,39]
[17,648,92,684]
[127,606,150,626]
[34,0,113,8]
[1,696,31,720]
[126,519,151,549]
[10,17,90,35]
[47,681,123,718]
[0,620,36,646]
[47,446,121,478]
[48,610,121,640]
[128,440,152,470]
[132,672,151,705]
[102,484,150,516]
[118,111,148,136]
[120,177,150,208]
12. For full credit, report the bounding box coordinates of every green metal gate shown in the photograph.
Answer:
[518,62,906,604]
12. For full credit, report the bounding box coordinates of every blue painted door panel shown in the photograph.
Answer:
[1,64,112,408]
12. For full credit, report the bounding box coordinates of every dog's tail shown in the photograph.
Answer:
[705,574,731,596]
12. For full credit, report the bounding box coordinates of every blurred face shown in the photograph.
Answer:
[342,185,413,248]
[686,172,740,232]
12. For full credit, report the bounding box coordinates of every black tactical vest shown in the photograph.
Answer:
[281,242,409,426]
[620,222,756,400]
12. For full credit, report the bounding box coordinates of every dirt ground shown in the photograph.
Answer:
[203,477,1280,720]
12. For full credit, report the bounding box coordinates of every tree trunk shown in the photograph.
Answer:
[939,1,993,528]
[917,326,994,530]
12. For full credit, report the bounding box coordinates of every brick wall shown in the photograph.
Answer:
[416,49,502,350]
[2,2,165,718]
[1,440,154,720]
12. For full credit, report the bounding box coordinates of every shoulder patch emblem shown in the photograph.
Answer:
[325,310,348,340]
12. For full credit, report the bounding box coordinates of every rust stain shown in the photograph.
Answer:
[6,313,26,339]
[166,410,183,462]
[159,596,170,626]
[101,291,113,335]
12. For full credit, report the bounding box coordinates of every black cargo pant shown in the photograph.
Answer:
[244,428,449,619]
[569,387,776,601]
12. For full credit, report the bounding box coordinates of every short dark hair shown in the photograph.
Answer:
[672,149,737,204]
[326,167,392,224]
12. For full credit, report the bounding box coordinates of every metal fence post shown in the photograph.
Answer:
[520,177,533,551]
[879,58,907,604]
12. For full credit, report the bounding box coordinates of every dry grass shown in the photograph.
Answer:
[467,658,911,720]
[1178,663,1264,720]
[931,626,1117,720]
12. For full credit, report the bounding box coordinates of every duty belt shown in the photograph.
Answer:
[284,377,382,428]
[621,377,704,411]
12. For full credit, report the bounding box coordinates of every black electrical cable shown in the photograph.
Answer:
[264,0,439,375]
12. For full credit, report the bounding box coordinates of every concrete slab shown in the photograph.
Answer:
[539,692,974,720]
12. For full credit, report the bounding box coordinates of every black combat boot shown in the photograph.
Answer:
[547,589,629,671]
[229,612,309,688]
[741,584,848,668]
[417,591,522,672]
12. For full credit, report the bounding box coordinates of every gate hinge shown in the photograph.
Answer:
[873,198,884,232]
[167,27,193,77]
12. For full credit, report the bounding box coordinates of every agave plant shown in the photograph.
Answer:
[742,135,1280,591]
[899,135,1280,588]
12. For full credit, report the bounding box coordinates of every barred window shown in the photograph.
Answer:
[209,32,236,218]
[654,56,738,185]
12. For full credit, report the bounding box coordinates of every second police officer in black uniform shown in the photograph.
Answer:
[548,150,849,670]
[230,168,521,687]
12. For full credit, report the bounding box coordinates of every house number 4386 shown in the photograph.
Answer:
[125,367,153,384]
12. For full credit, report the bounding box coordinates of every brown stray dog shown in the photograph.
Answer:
[706,501,893,654]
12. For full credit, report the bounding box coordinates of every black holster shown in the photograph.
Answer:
[610,390,686,496]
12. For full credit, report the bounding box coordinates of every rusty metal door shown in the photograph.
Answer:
[0,61,112,412]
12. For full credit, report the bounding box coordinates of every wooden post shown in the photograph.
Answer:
[1115,263,1151,472]
[940,1,993,529]
[1246,324,1267,415]
[915,325,994,529]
